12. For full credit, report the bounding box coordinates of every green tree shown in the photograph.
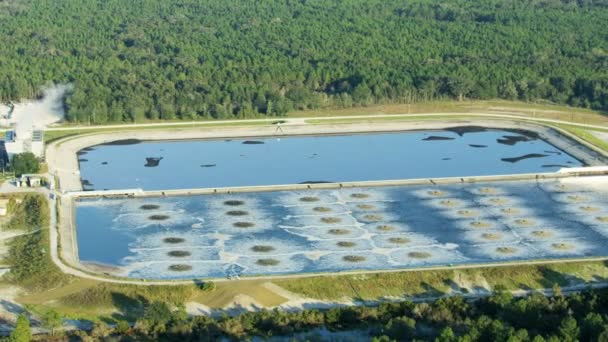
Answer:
[41,309,62,335]
[10,153,39,177]
[9,314,31,342]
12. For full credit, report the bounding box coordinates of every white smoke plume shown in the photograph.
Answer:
[0,84,72,138]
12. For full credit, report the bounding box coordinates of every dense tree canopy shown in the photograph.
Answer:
[9,152,39,176]
[0,0,607,123]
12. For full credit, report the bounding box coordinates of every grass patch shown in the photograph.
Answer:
[168,264,192,272]
[148,214,170,221]
[408,252,432,259]
[224,200,245,206]
[343,255,366,263]
[256,258,280,266]
[140,204,160,210]
[163,237,185,244]
[313,206,332,213]
[167,251,191,257]
[233,221,255,228]
[299,196,320,202]
[225,210,249,216]
[336,241,357,248]
[251,245,276,253]
[388,237,410,244]
[275,261,608,301]
[320,217,342,224]
[328,228,350,235]
[3,194,72,291]
[496,247,518,254]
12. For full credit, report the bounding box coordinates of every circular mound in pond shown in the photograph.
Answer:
[552,243,574,251]
[514,219,535,227]
[350,193,370,199]
[256,258,280,266]
[251,245,275,253]
[470,221,491,229]
[362,214,383,222]
[531,230,553,238]
[313,206,332,213]
[163,237,185,244]
[388,237,410,245]
[224,200,245,206]
[596,216,608,223]
[343,255,366,263]
[481,233,502,241]
[489,197,509,205]
[168,264,192,272]
[149,215,170,221]
[140,204,160,210]
[478,187,498,195]
[226,210,249,216]
[500,208,520,215]
[356,204,376,210]
[328,228,350,235]
[427,190,447,197]
[457,210,477,217]
[496,247,517,254]
[439,200,459,207]
[321,217,342,224]
[300,196,320,202]
[337,241,357,248]
[408,251,431,259]
[233,221,255,228]
[567,195,587,202]
[167,250,191,258]
[376,225,395,232]
[579,206,600,212]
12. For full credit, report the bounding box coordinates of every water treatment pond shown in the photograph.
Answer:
[75,179,608,280]
[77,128,582,191]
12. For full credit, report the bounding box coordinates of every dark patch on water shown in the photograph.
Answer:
[497,135,534,146]
[243,140,264,145]
[299,181,333,184]
[77,151,88,156]
[567,161,574,164]
[505,128,540,139]
[501,153,549,163]
[422,136,454,141]
[469,144,487,148]
[542,164,570,168]
[445,126,487,136]
[442,158,452,161]
[82,147,96,152]
[81,179,93,187]
[103,139,142,146]
[544,150,562,155]
[200,164,216,168]
[78,159,88,162]
[145,157,163,167]
[101,162,108,165]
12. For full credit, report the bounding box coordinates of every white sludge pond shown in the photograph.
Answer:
[76,128,582,191]
[76,179,608,280]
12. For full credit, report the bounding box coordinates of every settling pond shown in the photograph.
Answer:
[77,128,582,191]
[75,179,608,280]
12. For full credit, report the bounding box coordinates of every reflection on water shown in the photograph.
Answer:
[77,129,582,191]
[75,179,608,280]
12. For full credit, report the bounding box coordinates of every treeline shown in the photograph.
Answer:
[0,0,607,123]
[27,286,608,341]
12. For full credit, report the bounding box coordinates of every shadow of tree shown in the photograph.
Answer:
[110,292,148,320]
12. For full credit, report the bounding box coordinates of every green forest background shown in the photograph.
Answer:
[0,0,607,123]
